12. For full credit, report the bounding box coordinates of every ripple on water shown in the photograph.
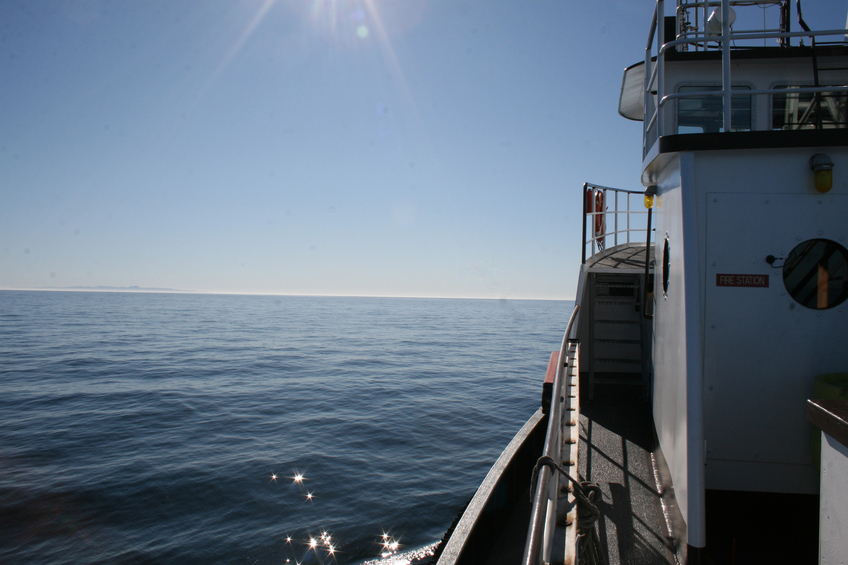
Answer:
[0,291,572,565]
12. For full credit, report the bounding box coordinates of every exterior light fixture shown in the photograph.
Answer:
[809,153,834,193]
[644,185,658,209]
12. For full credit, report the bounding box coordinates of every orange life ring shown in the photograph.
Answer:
[593,190,605,237]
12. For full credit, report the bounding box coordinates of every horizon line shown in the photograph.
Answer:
[0,286,573,302]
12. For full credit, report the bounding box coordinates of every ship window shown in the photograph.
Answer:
[677,86,751,134]
[783,239,848,309]
[662,237,670,296]
[772,86,848,130]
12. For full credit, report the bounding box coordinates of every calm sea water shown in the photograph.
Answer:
[0,291,573,565]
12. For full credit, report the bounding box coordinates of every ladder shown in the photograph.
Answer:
[586,272,651,399]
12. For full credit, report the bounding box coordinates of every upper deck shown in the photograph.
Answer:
[618,0,848,178]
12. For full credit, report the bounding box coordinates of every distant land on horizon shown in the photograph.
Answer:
[32,286,194,293]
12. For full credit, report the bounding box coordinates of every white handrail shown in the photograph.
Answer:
[522,305,580,565]
[721,0,732,132]
[583,183,652,265]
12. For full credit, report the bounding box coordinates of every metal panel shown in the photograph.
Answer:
[651,152,706,548]
[703,192,848,493]
[819,434,848,564]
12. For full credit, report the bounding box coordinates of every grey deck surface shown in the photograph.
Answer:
[578,381,675,565]
[588,245,654,271]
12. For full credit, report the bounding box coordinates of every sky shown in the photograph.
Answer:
[2,0,845,299]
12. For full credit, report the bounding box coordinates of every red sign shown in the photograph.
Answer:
[716,274,769,287]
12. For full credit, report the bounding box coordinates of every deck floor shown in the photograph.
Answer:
[578,377,676,565]
[588,244,654,271]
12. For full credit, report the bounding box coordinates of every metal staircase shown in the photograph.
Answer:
[586,272,651,398]
[579,183,655,400]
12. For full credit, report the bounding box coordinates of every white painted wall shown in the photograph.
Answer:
[819,433,848,565]
[651,153,706,547]
[695,147,848,494]
[648,145,848,546]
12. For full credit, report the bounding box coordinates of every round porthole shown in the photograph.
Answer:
[662,236,670,296]
[783,238,848,309]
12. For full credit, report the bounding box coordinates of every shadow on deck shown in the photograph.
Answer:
[579,375,675,565]
[580,374,820,565]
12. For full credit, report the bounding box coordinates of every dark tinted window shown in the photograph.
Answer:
[677,86,751,134]
[783,239,848,309]
[772,86,848,130]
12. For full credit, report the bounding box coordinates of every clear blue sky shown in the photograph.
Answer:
[2,1,843,299]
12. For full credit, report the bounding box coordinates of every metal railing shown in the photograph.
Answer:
[582,183,653,265]
[643,0,848,155]
[673,0,792,52]
[523,185,654,564]
[522,304,579,565]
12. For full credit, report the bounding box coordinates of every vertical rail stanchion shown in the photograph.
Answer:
[614,190,619,248]
[582,184,588,265]
[721,0,732,132]
[657,0,665,137]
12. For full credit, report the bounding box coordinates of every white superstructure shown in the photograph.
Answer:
[635,0,848,553]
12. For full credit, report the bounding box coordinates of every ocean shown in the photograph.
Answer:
[0,291,573,565]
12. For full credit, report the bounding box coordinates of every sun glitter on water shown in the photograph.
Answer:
[270,468,437,565]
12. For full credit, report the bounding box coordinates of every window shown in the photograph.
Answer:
[677,85,752,134]
[662,236,670,296]
[783,239,848,309]
[772,86,848,130]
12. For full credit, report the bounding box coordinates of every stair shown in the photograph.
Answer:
[586,272,650,398]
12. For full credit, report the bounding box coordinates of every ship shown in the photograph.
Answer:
[431,1,848,564]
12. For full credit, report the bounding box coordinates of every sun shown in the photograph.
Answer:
[309,0,380,47]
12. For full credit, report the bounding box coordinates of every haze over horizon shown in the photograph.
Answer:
[3,1,844,299]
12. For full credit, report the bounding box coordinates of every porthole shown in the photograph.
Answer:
[662,236,670,296]
[783,238,848,309]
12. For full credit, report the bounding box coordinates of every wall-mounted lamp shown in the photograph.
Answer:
[644,185,658,209]
[809,153,834,193]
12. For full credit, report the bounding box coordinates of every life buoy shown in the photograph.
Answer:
[590,190,605,237]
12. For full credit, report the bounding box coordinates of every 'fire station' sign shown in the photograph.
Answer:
[716,274,769,287]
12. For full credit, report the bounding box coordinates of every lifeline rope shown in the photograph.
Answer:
[530,455,607,565]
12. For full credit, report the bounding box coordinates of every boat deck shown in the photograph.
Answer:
[586,244,654,273]
[578,379,676,565]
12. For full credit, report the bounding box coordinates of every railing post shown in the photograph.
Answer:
[614,190,619,248]
[657,0,665,137]
[643,2,659,157]
[721,0,732,131]
[582,184,588,265]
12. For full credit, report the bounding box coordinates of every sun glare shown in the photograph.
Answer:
[310,0,375,45]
